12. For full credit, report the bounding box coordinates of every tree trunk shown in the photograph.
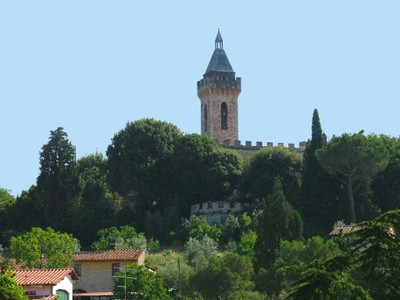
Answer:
[347,176,356,223]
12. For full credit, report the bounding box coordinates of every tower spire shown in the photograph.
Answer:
[215,29,223,49]
[198,31,241,146]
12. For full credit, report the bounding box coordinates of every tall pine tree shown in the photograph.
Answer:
[37,127,82,229]
[300,109,342,236]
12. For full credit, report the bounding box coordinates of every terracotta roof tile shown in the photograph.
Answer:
[29,296,58,300]
[73,248,144,262]
[330,225,396,236]
[12,268,78,286]
[74,292,114,297]
[330,225,356,236]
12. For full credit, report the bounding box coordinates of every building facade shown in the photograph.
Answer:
[197,30,241,146]
[72,248,145,300]
[13,268,78,300]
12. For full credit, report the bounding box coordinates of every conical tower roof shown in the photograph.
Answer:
[205,30,234,74]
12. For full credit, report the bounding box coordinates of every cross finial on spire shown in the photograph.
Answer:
[215,29,223,49]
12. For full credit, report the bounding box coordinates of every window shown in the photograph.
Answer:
[204,104,208,132]
[112,263,120,276]
[26,291,37,296]
[74,263,81,276]
[221,102,228,130]
[218,202,224,208]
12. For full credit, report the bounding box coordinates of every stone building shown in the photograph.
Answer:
[197,30,241,146]
[191,201,251,225]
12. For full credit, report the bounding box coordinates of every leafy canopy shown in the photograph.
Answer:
[113,265,170,300]
[317,132,389,222]
[184,236,218,268]
[10,227,77,269]
[92,225,146,250]
[189,253,256,300]
[0,268,29,300]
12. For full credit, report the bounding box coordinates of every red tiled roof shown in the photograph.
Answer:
[12,268,78,286]
[29,296,58,300]
[73,248,144,262]
[330,225,396,236]
[330,225,356,236]
[74,292,114,296]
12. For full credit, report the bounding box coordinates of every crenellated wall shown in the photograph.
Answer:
[219,140,307,152]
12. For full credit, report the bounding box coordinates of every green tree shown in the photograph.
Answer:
[287,255,372,300]
[179,215,221,243]
[288,210,400,299]
[300,109,342,236]
[1,186,42,233]
[107,119,182,212]
[220,214,241,244]
[347,210,400,299]
[184,236,218,268]
[163,134,243,215]
[240,146,302,206]
[255,179,303,270]
[9,227,77,269]
[113,265,170,300]
[275,236,342,294]
[72,153,121,249]
[235,230,257,261]
[254,179,303,296]
[317,132,389,223]
[189,253,256,300]
[0,267,29,300]
[92,225,146,250]
[0,188,14,209]
[157,258,193,294]
[371,135,400,212]
[144,205,181,243]
[37,127,83,227]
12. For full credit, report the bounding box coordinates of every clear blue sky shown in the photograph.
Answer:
[1,1,400,196]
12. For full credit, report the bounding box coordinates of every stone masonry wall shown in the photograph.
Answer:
[198,75,241,145]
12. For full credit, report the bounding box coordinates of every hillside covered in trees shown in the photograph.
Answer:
[1,109,400,299]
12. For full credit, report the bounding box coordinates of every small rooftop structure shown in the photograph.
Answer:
[205,29,234,74]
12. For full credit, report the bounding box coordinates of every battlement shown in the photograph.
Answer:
[197,76,241,91]
[191,201,252,225]
[220,140,307,152]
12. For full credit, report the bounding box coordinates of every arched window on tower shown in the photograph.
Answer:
[221,102,228,130]
[204,103,208,132]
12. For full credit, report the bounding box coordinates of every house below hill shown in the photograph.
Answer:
[72,248,145,300]
[13,268,78,300]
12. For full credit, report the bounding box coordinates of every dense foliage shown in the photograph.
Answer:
[9,227,77,269]
[2,114,400,298]
[113,265,170,300]
[317,131,389,222]
[0,268,29,300]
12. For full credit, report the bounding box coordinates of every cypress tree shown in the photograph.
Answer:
[255,178,303,270]
[300,109,342,236]
[254,179,303,296]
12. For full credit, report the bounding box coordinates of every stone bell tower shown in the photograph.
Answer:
[197,30,241,145]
